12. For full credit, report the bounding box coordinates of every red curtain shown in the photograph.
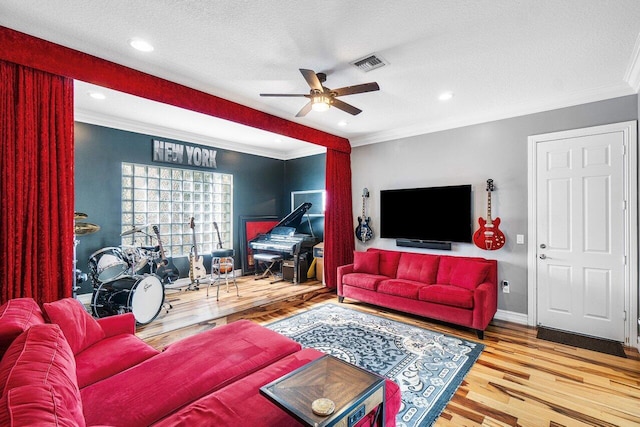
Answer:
[0,60,74,304]
[324,149,355,289]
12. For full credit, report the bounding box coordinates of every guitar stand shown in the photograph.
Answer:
[186,280,200,291]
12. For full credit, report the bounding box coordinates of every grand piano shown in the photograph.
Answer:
[249,202,319,284]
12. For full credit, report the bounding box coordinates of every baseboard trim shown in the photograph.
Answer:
[494,309,528,325]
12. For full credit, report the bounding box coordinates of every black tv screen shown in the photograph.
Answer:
[380,185,473,243]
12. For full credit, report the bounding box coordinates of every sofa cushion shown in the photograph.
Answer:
[449,259,491,290]
[0,324,85,427]
[0,384,80,427]
[0,298,46,359]
[396,253,439,283]
[377,279,425,299]
[152,348,403,427]
[419,284,474,309]
[43,298,105,355]
[81,320,302,426]
[75,333,160,388]
[342,273,386,291]
[353,251,380,275]
[371,249,402,278]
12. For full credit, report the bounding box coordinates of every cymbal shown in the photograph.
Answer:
[74,212,88,220]
[74,222,100,236]
[120,224,150,236]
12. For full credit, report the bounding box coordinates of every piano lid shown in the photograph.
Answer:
[271,202,312,234]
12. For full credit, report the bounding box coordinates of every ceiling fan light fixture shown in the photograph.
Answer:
[311,95,330,112]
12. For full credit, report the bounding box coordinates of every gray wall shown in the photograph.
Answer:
[74,123,325,294]
[351,95,638,316]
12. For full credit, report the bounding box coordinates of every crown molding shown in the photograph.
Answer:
[349,83,637,147]
[624,32,640,92]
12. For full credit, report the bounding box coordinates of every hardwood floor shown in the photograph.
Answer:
[138,279,640,426]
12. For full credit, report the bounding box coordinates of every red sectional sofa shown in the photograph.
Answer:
[0,297,402,426]
[337,248,498,338]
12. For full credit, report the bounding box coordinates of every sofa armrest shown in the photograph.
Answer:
[96,313,136,337]
[336,264,354,295]
[472,281,498,331]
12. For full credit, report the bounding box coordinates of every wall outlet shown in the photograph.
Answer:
[502,280,510,293]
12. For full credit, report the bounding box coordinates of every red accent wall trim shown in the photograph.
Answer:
[0,26,351,153]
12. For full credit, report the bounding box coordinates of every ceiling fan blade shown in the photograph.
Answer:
[295,101,313,117]
[260,93,308,97]
[332,98,362,116]
[331,82,380,97]
[299,69,323,92]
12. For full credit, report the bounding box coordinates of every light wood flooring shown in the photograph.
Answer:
[137,277,640,426]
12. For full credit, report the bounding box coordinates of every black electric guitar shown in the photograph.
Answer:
[355,188,373,243]
[189,217,207,282]
[152,225,179,283]
[213,221,223,249]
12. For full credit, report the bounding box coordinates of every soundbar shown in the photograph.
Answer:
[396,239,452,250]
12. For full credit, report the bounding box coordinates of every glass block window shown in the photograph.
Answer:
[122,162,233,257]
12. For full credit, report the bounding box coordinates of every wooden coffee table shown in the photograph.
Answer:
[260,354,386,427]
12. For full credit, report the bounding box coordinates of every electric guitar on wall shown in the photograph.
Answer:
[152,225,179,283]
[189,217,207,282]
[473,179,506,250]
[355,188,373,243]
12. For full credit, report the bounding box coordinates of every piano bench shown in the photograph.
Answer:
[253,253,283,284]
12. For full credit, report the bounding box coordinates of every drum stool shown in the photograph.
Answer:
[253,253,283,284]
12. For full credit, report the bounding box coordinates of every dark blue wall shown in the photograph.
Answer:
[74,122,325,294]
[283,153,326,239]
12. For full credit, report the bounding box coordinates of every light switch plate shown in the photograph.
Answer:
[516,234,525,244]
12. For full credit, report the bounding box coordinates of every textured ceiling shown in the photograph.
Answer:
[1,1,640,159]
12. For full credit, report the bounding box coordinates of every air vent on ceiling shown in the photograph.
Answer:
[351,54,387,72]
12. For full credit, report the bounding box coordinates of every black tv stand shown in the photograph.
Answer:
[396,239,452,251]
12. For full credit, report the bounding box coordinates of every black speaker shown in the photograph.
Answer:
[396,239,452,251]
[282,258,308,283]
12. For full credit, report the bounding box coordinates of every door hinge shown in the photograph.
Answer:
[624,310,627,321]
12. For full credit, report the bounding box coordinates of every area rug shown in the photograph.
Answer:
[266,304,484,427]
[537,326,626,358]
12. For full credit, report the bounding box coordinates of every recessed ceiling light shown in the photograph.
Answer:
[438,91,454,101]
[87,91,106,100]
[129,38,154,52]
[337,120,348,127]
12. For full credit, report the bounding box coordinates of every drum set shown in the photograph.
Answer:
[76,217,170,326]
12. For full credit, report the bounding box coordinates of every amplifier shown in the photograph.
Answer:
[282,258,308,283]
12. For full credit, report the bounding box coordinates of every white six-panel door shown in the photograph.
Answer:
[528,122,637,344]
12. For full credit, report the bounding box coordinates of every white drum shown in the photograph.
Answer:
[91,274,165,325]
[121,245,150,274]
[88,247,128,283]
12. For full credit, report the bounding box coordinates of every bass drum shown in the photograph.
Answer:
[88,247,128,284]
[91,274,165,325]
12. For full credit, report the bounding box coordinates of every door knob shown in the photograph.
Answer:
[539,254,546,259]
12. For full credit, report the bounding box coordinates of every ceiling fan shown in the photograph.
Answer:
[260,69,380,117]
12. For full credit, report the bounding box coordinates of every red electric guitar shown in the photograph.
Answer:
[473,179,506,250]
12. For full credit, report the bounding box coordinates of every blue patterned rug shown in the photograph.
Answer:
[266,304,483,427]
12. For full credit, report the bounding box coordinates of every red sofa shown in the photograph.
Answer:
[0,298,402,426]
[337,248,498,338]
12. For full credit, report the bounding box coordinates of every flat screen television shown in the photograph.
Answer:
[380,185,473,243]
